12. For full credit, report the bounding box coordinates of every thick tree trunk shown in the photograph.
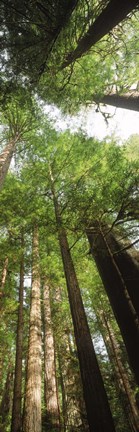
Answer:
[23,225,42,432]
[0,136,19,191]
[86,223,139,385]
[43,278,60,429]
[101,92,139,112]
[105,231,139,318]
[99,310,139,432]
[62,0,139,68]
[11,233,24,432]
[50,168,115,432]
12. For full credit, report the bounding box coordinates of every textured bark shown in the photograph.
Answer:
[99,311,139,432]
[23,225,42,432]
[0,366,13,431]
[58,352,67,432]
[54,287,87,430]
[86,223,139,385]
[58,330,88,431]
[106,232,139,318]
[11,233,24,432]
[66,332,89,431]
[43,278,60,428]
[0,136,19,191]
[62,0,139,68]
[0,257,8,292]
[101,92,139,112]
[0,256,8,305]
[50,167,115,432]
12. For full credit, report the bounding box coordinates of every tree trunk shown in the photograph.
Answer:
[0,256,8,302]
[11,233,24,432]
[58,329,88,431]
[49,167,115,432]
[101,92,139,112]
[43,277,60,429]
[0,365,14,432]
[99,310,139,432]
[66,330,89,431]
[53,285,87,430]
[23,225,42,432]
[0,136,19,191]
[0,256,8,291]
[57,348,67,432]
[62,0,139,68]
[105,231,139,318]
[86,223,139,385]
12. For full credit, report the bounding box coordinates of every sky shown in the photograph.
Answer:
[44,103,139,141]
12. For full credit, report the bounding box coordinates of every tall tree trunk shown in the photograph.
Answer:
[53,286,87,430]
[99,310,139,432]
[11,232,24,432]
[66,330,89,431]
[105,231,139,318]
[0,135,20,191]
[101,92,139,112]
[23,225,42,432]
[49,167,116,432]
[86,223,139,385]
[0,365,14,432]
[62,0,139,68]
[43,277,60,429]
[57,348,67,432]
[58,328,88,431]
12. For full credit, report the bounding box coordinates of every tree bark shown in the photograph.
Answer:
[23,225,42,432]
[99,310,139,432]
[105,231,139,318]
[49,167,115,432]
[58,329,87,431]
[58,356,66,432]
[0,256,8,291]
[0,135,20,191]
[62,0,139,68]
[101,92,139,112]
[0,256,8,302]
[86,223,139,385]
[11,232,24,432]
[0,365,14,432]
[43,277,60,429]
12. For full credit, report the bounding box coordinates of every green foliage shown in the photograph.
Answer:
[1,3,139,429]
[125,134,139,161]
[1,0,139,114]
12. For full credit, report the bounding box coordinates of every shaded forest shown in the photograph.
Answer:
[0,1,139,432]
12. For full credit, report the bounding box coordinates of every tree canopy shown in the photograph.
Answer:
[0,2,139,432]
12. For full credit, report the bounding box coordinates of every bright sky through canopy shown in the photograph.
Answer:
[44,104,139,141]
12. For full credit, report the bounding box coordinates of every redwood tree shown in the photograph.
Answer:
[86,222,139,385]
[43,276,60,429]
[100,92,139,112]
[11,231,24,432]
[98,310,139,432]
[23,225,42,432]
[0,136,20,191]
[49,166,116,432]
[62,0,139,68]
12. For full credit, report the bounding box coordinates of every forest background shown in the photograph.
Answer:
[0,1,139,432]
